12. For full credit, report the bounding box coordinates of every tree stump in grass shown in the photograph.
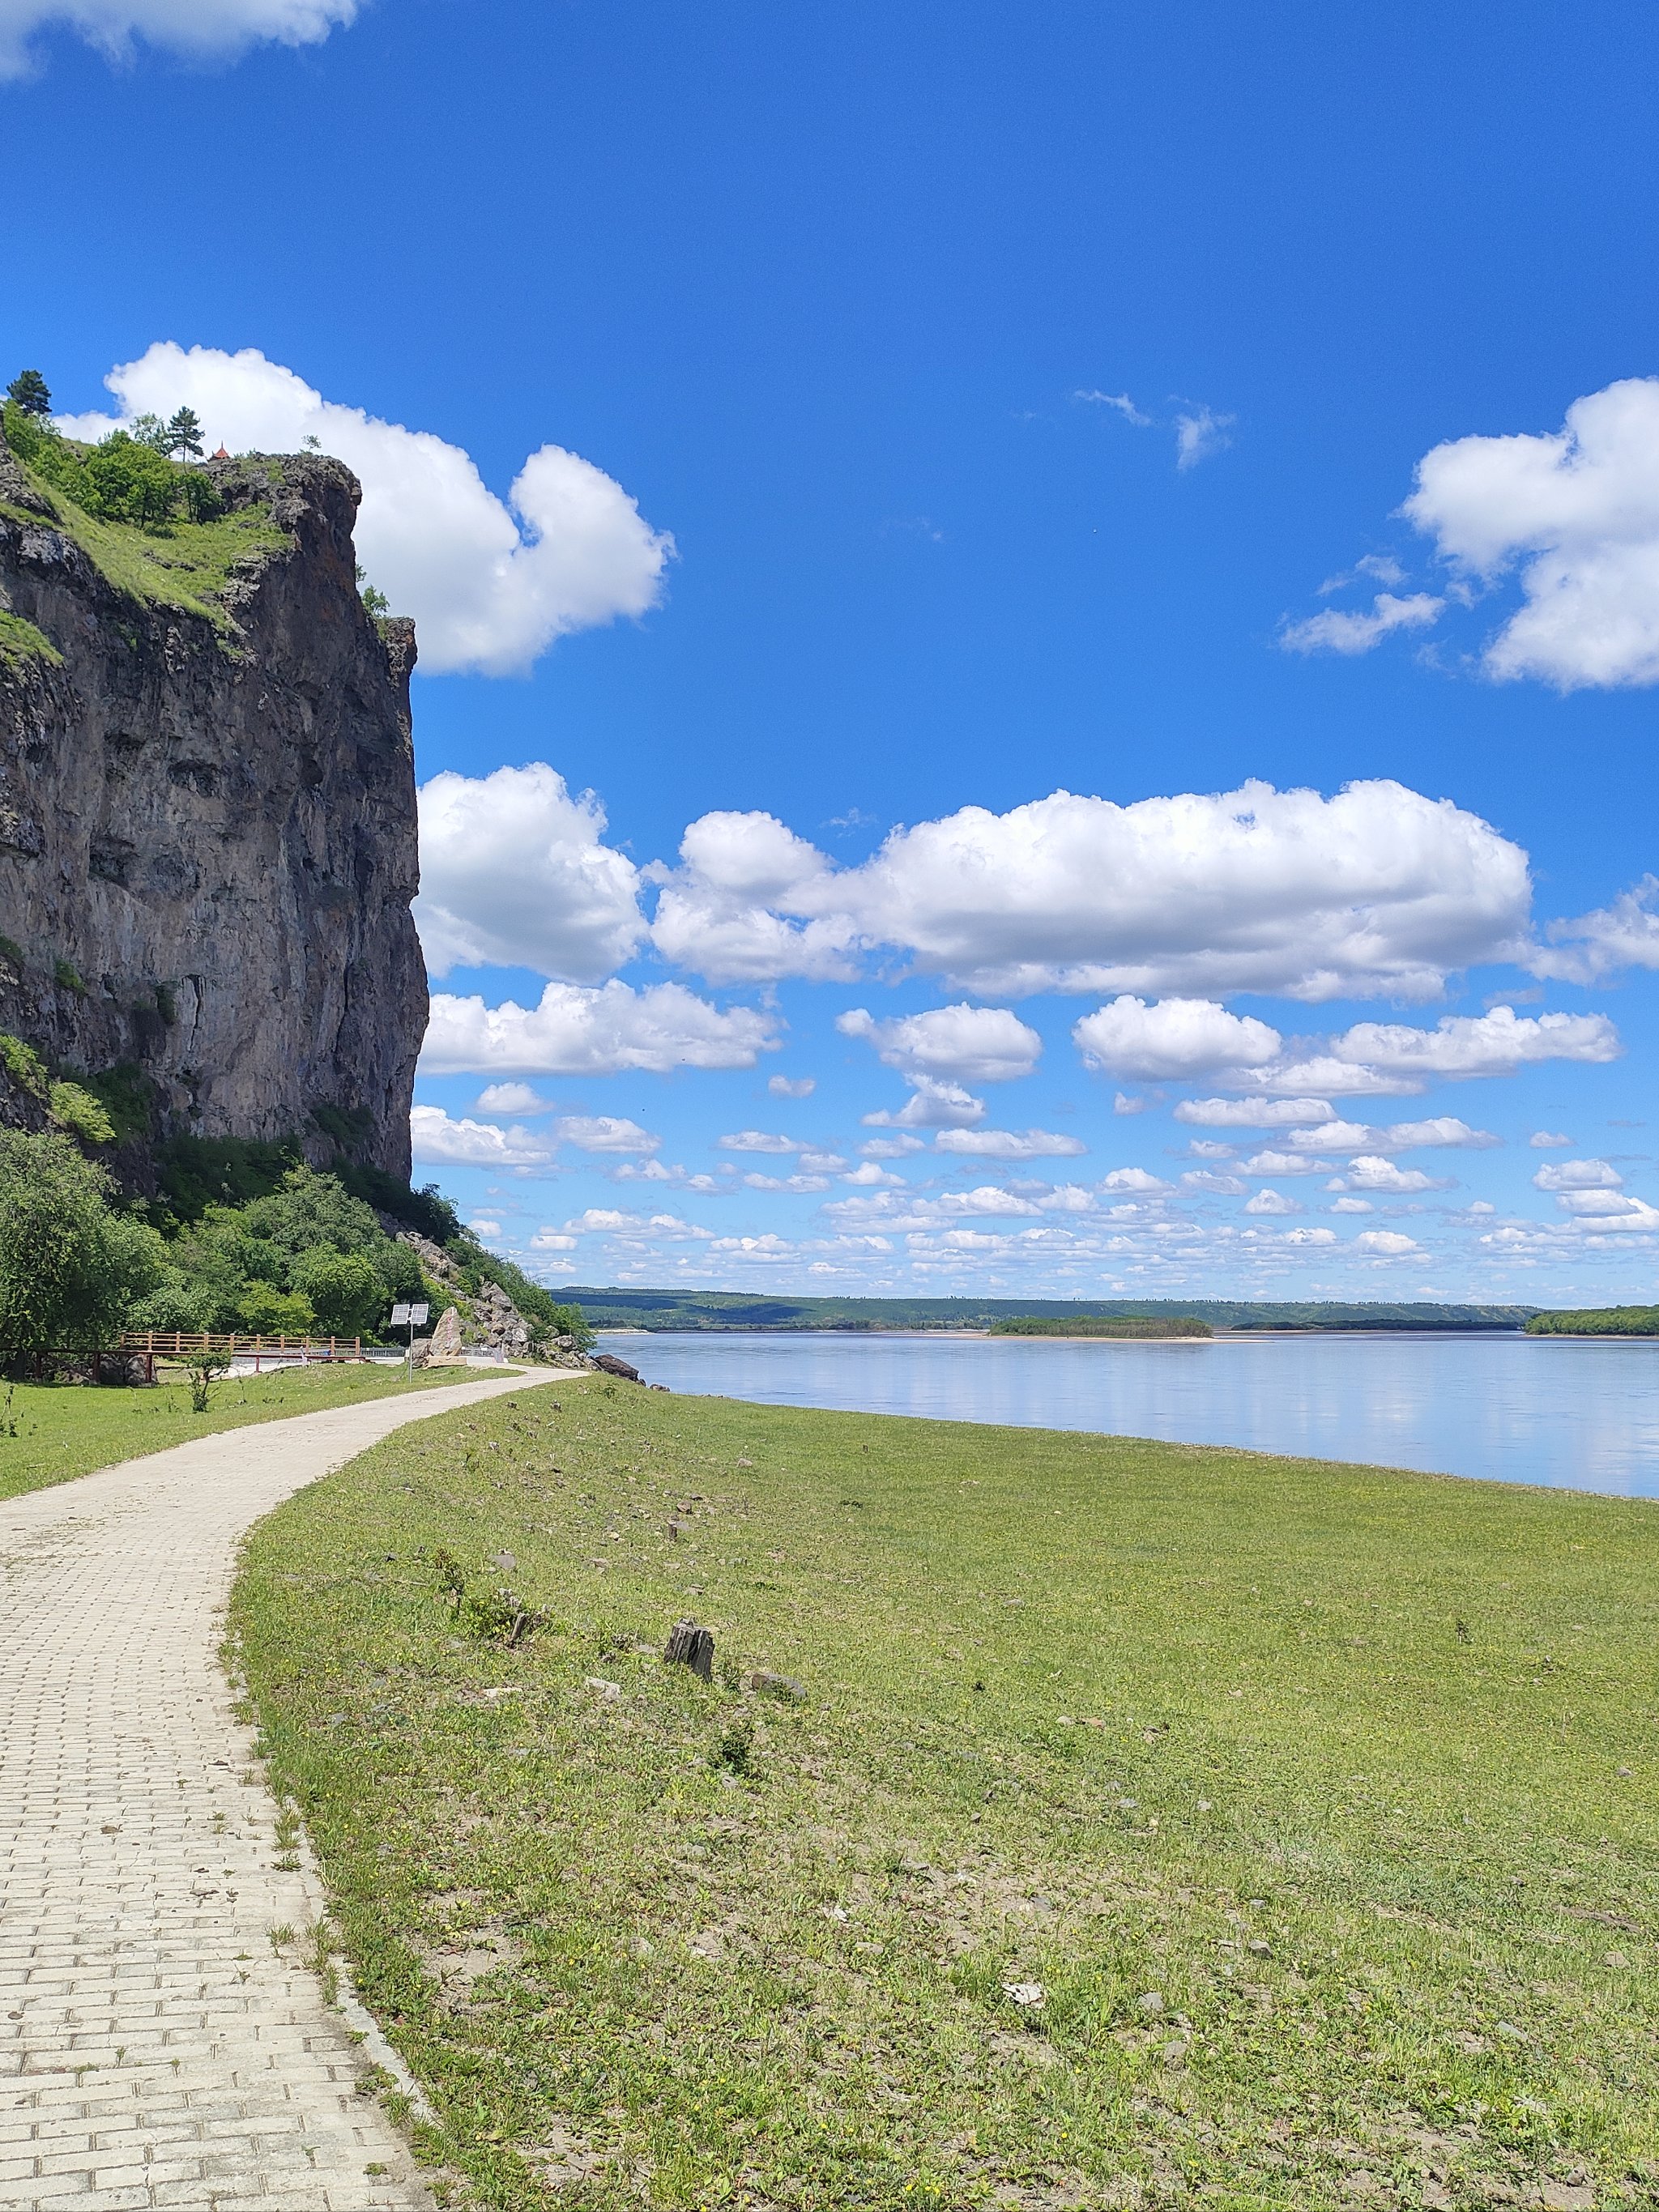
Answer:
[665,1620,714,1679]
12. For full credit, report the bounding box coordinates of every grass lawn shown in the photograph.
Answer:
[0,1361,516,1502]
[231,1381,1659,2212]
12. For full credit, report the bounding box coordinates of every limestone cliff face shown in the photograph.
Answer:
[0,437,426,1180]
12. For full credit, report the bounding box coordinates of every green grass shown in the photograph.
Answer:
[0,1361,517,1502]
[0,608,62,669]
[3,455,288,633]
[231,1385,1659,2210]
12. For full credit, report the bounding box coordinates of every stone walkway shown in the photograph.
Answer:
[0,1370,561,2210]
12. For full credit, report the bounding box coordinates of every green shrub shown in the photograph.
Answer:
[126,1274,220,1335]
[372,1238,425,1303]
[288,1247,385,1339]
[52,957,87,997]
[337,1163,460,1243]
[241,1166,383,1260]
[0,1033,49,1101]
[235,1281,316,1336]
[0,1132,166,1353]
[310,1101,375,1150]
[48,1081,117,1148]
[80,1064,154,1145]
[156,1135,303,1218]
[548,1299,595,1350]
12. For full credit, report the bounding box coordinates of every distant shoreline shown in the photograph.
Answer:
[594,1322,1567,1342]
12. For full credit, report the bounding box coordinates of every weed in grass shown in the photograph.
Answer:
[232,1381,1659,2211]
[711,1718,756,1775]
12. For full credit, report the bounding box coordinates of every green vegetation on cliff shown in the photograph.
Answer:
[2,399,288,631]
[1525,1306,1659,1337]
[0,608,62,668]
[234,1382,1659,2210]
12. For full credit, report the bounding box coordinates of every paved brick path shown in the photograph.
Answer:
[0,1370,560,2210]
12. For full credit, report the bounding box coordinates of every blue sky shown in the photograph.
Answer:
[8,0,1659,1304]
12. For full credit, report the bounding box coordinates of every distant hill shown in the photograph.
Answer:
[564,1288,1539,1334]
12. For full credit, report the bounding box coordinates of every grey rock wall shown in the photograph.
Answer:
[0,436,426,1178]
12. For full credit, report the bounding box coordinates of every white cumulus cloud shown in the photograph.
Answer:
[838,1004,1043,1085]
[1098,1167,1171,1195]
[1244,1188,1301,1216]
[1073,995,1281,1080]
[1401,377,1659,689]
[1328,1157,1452,1194]
[554,1116,660,1155]
[1354,1230,1420,1257]
[1281,1115,1498,1154]
[650,780,1529,1002]
[0,0,352,75]
[768,1074,817,1098]
[56,345,672,676]
[409,1106,553,1171]
[1309,1005,1621,1086]
[1533,1157,1623,1192]
[861,1078,987,1131]
[422,981,778,1076]
[1181,1169,1247,1195]
[1529,1130,1575,1149]
[475,1082,550,1115]
[415,765,645,982]
[933,1127,1087,1160]
[1174,1096,1337,1128]
[1380,1115,1503,1151]
[650,812,859,983]
[1531,876,1659,983]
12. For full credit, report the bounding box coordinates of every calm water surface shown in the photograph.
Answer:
[602,1328,1659,1498]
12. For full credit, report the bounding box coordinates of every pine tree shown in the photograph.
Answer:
[6,369,51,417]
[165,406,203,459]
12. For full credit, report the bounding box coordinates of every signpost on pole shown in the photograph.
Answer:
[390,1302,429,1384]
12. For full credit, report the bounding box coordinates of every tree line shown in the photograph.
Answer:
[6,367,220,531]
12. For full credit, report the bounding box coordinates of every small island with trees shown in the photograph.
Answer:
[988,1313,1213,1339]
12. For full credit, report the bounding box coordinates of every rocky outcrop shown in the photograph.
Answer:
[426,1306,467,1363]
[471,1279,533,1360]
[395,1229,592,1368]
[0,433,426,1178]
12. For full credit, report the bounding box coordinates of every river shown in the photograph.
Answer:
[599,1328,1659,1498]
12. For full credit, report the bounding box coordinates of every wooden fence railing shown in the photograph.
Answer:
[4,1336,372,1386]
[118,1331,363,1359]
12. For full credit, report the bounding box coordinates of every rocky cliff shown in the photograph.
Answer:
[0,432,426,1180]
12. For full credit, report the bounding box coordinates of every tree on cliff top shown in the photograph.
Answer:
[6,370,50,418]
[0,1132,165,1357]
[164,406,203,460]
